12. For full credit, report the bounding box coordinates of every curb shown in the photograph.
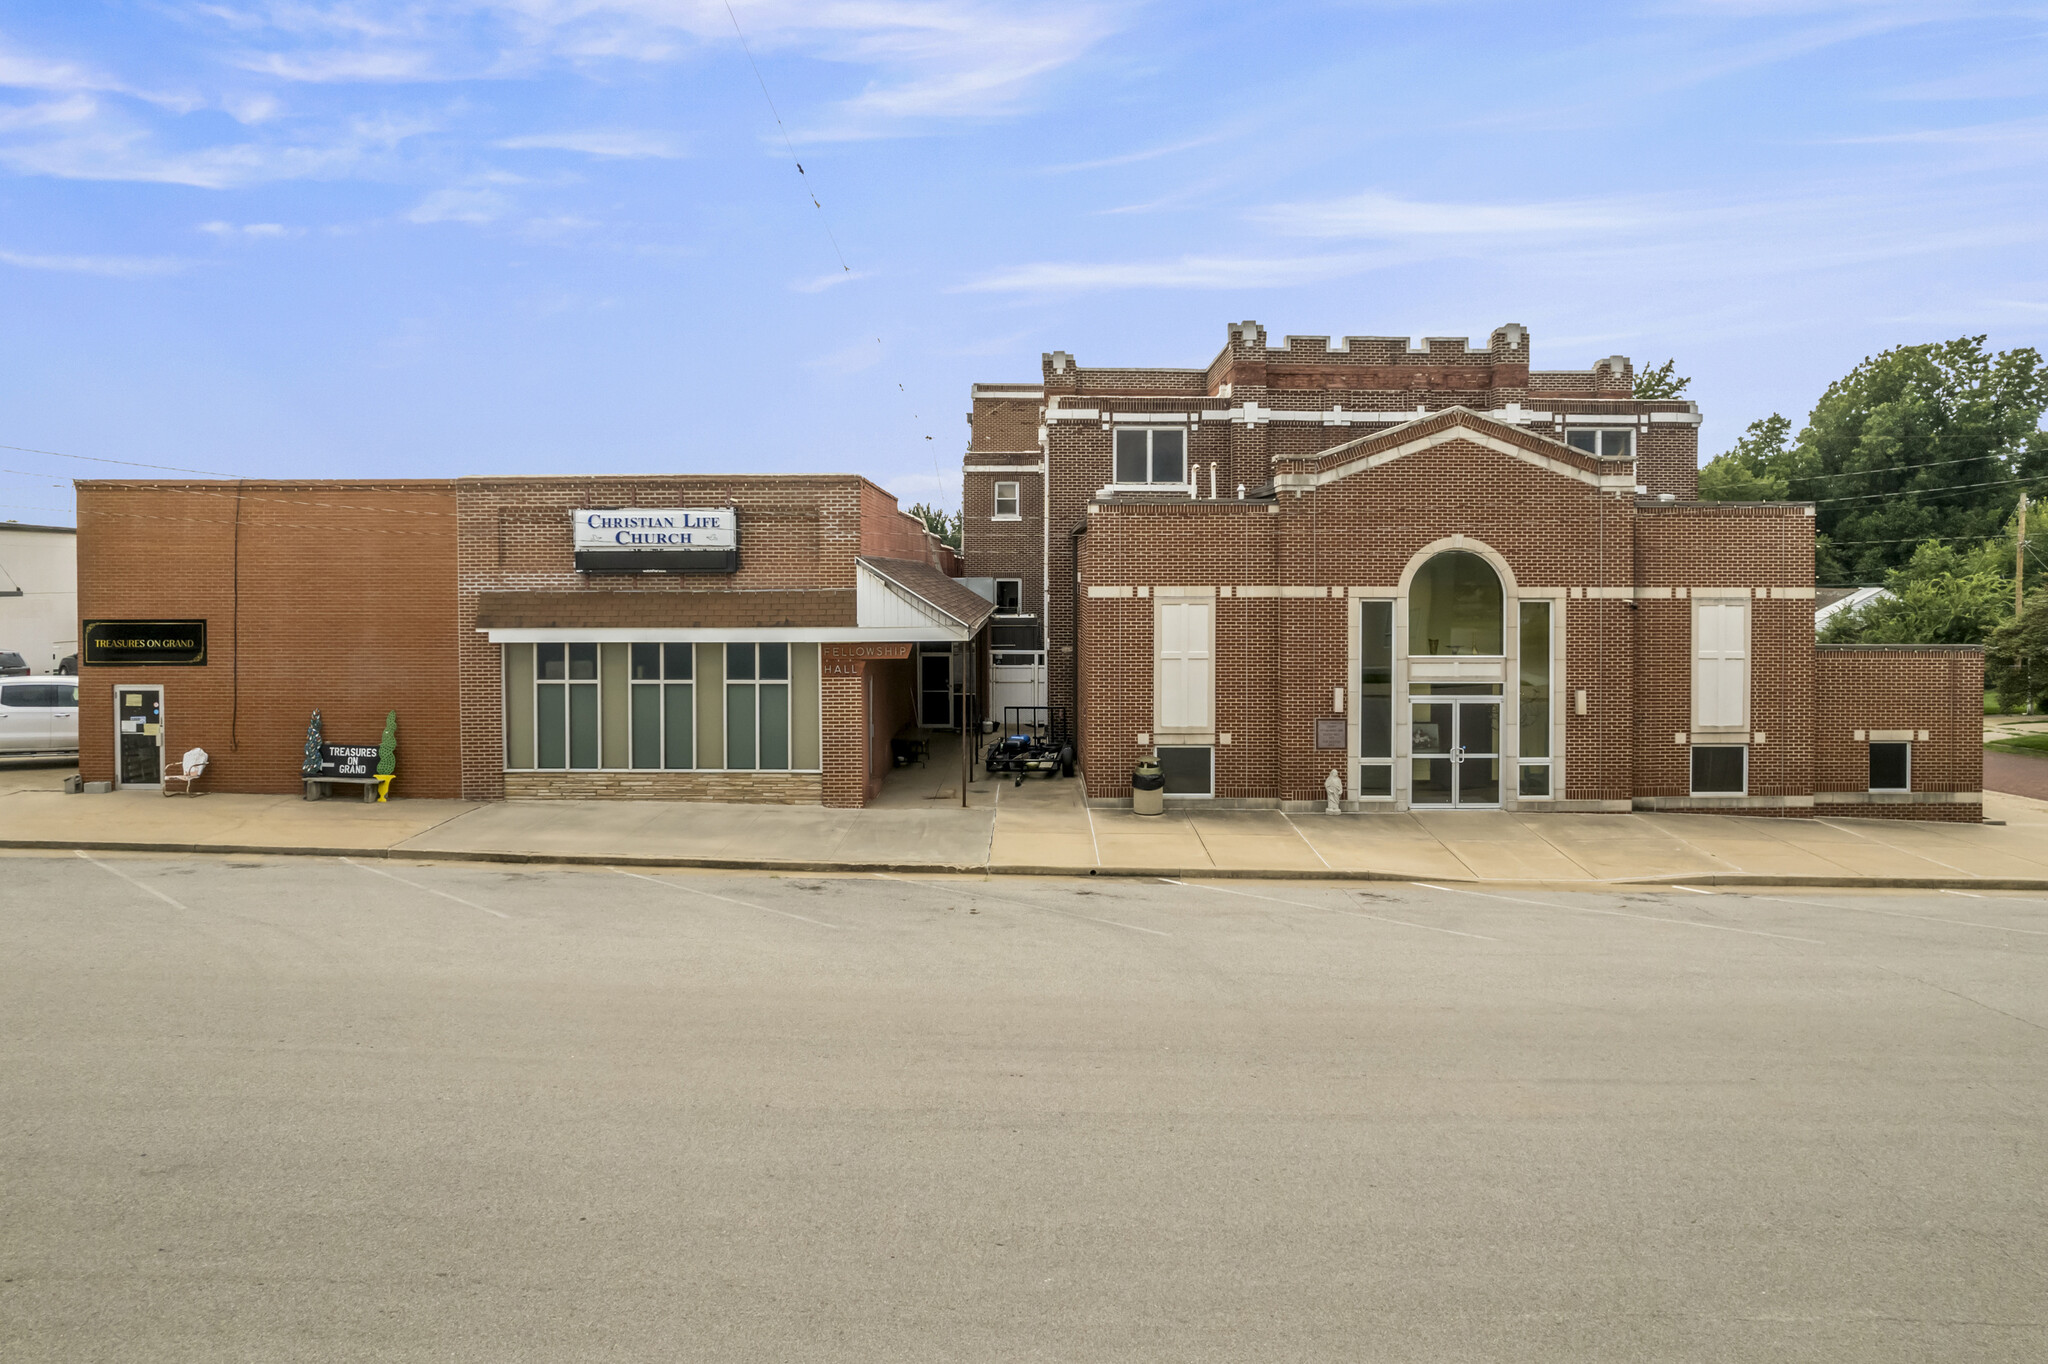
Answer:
[11,838,2048,892]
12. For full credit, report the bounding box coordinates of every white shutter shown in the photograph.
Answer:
[1156,600,1214,731]
[1691,599,1748,730]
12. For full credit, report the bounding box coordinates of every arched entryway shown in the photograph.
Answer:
[1354,540,1557,810]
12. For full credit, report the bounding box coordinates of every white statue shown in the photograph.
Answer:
[1324,769,1343,814]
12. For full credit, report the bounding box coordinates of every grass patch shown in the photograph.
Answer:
[1986,732,2048,757]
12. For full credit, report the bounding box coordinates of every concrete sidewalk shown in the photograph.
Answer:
[7,754,2048,887]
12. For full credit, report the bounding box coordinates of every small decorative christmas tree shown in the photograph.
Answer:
[376,710,398,777]
[301,710,324,776]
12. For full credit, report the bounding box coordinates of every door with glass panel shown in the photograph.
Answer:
[1409,696,1501,807]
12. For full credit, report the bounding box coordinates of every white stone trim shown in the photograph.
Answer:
[965,464,1046,474]
[1086,585,1134,598]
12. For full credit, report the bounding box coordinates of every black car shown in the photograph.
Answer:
[0,651,29,677]
[55,654,76,675]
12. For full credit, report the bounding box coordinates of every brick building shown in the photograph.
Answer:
[962,320,1982,821]
[74,475,989,806]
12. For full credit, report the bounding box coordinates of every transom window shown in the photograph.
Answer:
[993,481,1020,518]
[1566,428,1635,459]
[1114,428,1186,485]
[1409,551,1503,656]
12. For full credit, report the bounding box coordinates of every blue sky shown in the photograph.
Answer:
[3,1,2046,525]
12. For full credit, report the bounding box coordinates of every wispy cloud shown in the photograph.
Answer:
[1038,134,1224,174]
[790,268,871,292]
[958,251,1398,294]
[0,247,184,277]
[497,129,684,158]
[407,177,520,225]
[1248,191,1658,240]
[199,220,301,239]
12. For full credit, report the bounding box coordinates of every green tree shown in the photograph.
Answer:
[1818,539,2013,645]
[1633,359,1690,400]
[1697,338,2048,584]
[908,502,961,549]
[1986,591,2048,712]
[1697,414,1791,501]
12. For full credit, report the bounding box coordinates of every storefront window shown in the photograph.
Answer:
[1358,599,1393,797]
[725,643,791,771]
[629,643,693,769]
[1518,600,1552,798]
[1408,551,1503,656]
[504,641,818,776]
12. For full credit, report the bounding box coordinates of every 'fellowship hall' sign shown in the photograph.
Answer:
[572,508,738,575]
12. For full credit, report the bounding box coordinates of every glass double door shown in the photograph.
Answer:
[1410,699,1500,807]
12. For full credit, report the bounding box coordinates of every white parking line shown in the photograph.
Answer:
[1166,878,1498,941]
[1672,885,1715,895]
[613,869,843,928]
[344,858,511,919]
[75,850,186,909]
[876,873,1169,936]
[1740,893,2048,938]
[1411,882,1824,945]
[1940,889,1985,899]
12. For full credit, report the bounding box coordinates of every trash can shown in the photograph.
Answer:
[1132,758,1165,816]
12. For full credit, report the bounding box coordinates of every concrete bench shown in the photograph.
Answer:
[304,775,381,803]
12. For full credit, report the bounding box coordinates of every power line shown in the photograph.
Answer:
[0,441,243,478]
[726,2,850,275]
[1810,475,2045,507]
[1783,453,2035,483]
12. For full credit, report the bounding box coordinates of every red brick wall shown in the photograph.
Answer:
[1077,434,1639,804]
[456,474,868,801]
[75,480,462,797]
[973,322,1704,746]
[1632,504,1817,801]
[1813,646,1983,819]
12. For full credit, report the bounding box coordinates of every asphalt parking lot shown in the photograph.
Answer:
[2,855,2043,1362]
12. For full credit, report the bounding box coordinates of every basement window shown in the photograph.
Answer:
[1113,428,1187,486]
[1690,745,1746,796]
[1869,742,1910,792]
[1156,745,1213,797]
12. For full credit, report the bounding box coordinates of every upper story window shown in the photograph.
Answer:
[1566,428,1634,459]
[993,481,1020,519]
[995,579,1024,615]
[1114,428,1186,486]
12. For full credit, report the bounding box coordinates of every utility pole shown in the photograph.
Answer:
[2019,491,2028,615]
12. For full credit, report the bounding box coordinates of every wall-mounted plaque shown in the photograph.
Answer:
[82,620,207,666]
[1314,717,1347,750]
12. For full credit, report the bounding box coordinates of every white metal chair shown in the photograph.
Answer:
[162,747,209,796]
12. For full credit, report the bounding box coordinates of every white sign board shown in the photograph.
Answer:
[573,508,737,551]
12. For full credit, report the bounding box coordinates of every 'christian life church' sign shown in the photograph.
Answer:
[572,508,739,574]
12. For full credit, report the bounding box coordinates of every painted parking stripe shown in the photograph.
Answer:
[874,873,1168,936]
[614,868,844,928]
[1739,893,2048,938]
[75,849,186,910]
[1163,878,1498,941]
[345,858,511,919]
[1411,882,1824,945]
